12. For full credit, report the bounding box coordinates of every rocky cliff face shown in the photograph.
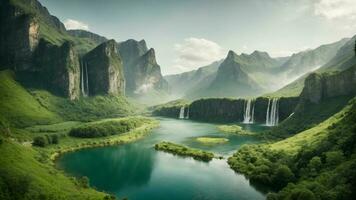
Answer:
[301,64,356,103]
[0,0,39,70]
[32,39,80,100]
[153,97,299,123]
[67,30,108,45]
[117,39,168,95]
[83,40,125,96]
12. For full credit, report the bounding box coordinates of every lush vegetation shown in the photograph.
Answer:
[228,98,356,200]
[217,125,255,135]
[195,137,229,145]
[69,117,152,138]
[155,141,214,162]
[0,70,62,127]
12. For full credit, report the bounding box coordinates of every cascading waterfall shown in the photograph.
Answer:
[80,59,89,97]
[179,106,185,119]
[266,98,279,126]
[185,107,190,119]
[80,60,85,96]
[243,99,255,124]
[85,61,89,96]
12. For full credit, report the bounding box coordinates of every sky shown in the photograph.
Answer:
[39,0,356,75]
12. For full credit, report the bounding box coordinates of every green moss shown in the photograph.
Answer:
[154,141,214,162]
[195,137,229,144]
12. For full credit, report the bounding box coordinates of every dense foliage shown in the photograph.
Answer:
[228,98,356,200]
[32,134,59,147]
[69,117,149,138]
[155,141,214,162]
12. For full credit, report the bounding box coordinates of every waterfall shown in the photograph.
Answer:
[179,107,185,119]
[185,107,190,119]
[85,62,89,96]
[243,99,255,124]
[80,60,85,96]
[266,98,279,126]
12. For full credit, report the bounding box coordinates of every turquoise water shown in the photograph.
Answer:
[57,118,269,200]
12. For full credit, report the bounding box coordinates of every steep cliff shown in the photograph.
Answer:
[301,65,356,103]
[31,39,80,99]
[83,40,125,96]
[117,39,168,96]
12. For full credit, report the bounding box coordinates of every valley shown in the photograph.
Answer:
[0,0,355,200]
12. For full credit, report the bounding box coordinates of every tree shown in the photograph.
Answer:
[32,136,47,147]
[289,188,316,200]
[272,165,295,189]
[307,156,322,176]
[325,151,344,167]
[51,134,59,144]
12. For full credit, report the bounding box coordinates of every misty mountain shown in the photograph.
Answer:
[164,60,222,97]
[186,51,264,99]
[270,36,354,97]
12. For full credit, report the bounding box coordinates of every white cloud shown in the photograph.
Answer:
[171,38,225,72]
[314,0,356,19]
[64,19,89,30]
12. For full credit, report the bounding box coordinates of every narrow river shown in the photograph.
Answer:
[57,117,269,200]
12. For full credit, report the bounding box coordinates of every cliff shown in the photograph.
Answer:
[83,40,125,96]
[301,65,356,103]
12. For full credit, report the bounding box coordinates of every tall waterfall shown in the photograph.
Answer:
[243,99,255,124]
[185,107,190,119]
[80,60,89,97]
[80,60,85,96]
[85,62,89,96]
[179,107,185,119]
[266,98,279,126]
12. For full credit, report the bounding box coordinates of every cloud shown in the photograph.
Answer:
[171,38,225,72]
[64,19,89,30]
[314,0,356,19]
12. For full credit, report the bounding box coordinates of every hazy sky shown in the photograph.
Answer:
[39,0,356,75]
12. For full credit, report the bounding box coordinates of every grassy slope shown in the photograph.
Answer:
[0,138,105,200]
[0,70,61,127]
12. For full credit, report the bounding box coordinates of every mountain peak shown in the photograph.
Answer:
[250,50,271,58]
[226,50,238,60]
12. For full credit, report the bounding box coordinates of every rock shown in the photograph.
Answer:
[83,40,125,96]
[301,65,356,103]
[32,39,80,100]
[117,39,168,95]
[67,30,108,45]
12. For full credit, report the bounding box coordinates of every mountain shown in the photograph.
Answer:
[270,36,355,97]
[164,60,222,97]
[277,38,349,78]
[187,51,264,99]
[67,29,108,45]
[117,39,169,97]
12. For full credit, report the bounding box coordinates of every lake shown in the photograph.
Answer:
[57,117,269,200]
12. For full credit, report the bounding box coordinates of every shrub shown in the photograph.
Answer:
[32,136,47,147]
[51,134,59,144]
[77,176,89,188]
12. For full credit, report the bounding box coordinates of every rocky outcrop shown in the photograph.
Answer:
[32,39,80,100]
[301,65,356,103]
[117,39,168,95]
[83,40,125,96]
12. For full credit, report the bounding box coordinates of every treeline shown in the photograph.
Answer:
[69,117,149,138]
[228,99,356,200]
[32,134,60,147]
